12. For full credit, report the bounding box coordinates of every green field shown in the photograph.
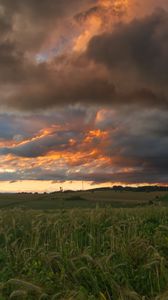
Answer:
[0,192,168,299]
[0,190,167,209]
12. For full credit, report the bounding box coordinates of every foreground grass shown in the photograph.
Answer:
[0,207,168,299]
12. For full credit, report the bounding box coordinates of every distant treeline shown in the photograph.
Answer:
[88,186,168,192]
[15,186,168,195]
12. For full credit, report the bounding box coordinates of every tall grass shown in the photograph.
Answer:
[0,207,168,299]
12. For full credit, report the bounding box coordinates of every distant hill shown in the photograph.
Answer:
[87,186,168,193]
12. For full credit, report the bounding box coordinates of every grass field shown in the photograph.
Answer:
[0,205,168,299]
[0,192,168,299]
[0,190,167,209]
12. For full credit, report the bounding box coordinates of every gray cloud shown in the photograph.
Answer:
[88,9,168,82]
[0,2,167,111]
[87,9,168,108]
[0,129,81,157]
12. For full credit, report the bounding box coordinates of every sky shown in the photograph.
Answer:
[0,0,168,192]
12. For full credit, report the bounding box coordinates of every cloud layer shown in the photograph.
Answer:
[0,106,167,185]
[0,1,167,110]
[0,0,167,186]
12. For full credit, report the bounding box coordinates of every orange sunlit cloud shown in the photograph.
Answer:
[74,15,102,52]
[0,125,114,183]
[73,0,130,52]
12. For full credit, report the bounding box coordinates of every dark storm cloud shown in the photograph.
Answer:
[0,0,91,51]
[87,9,168,108]
[0,14,115,109]
[93,107,168,184]
[0,0,120,36]
[0,0,97,85]
[74,169,168,185]
[0,50,115,109]
[0,14,11,36]
[1,0,90,19]
[88,9,168,82]
[0,41,26,83]
[0,1,168,110]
